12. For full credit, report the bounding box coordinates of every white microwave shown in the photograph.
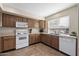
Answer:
[16,22,28,28]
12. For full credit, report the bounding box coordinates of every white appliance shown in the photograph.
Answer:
[16,29,29,49]
[59,36,76,56]
[16,22,28,28]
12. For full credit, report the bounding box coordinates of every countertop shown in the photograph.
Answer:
[49,33,77,39]
[0,32,77,39]
[0,34,16,37]
[29,33,77,39]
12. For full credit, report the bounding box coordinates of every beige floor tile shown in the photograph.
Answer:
[0,43,66,56]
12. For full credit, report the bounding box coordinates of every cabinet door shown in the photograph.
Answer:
[0,37,2,52]
[45,35,51,46]
[22,18,28,22]
[29,34,36,45]
[39,20,45,29]
[3,36,16,51]
[51,36,59,49]
[0,13,2,27]
[34,20,39,28]
[41,34,46,43]
[2,13,16,27]
[44,21,48,29]
[29,34,33,45]
[41,34,49,45]
[28,19,33,28]
[16,16,23,22]
[35,34,40,43]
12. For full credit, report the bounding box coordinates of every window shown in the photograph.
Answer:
[48,16,70,34]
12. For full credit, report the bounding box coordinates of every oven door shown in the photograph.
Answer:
[16,36,28,45]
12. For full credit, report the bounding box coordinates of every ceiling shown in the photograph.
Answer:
[2,3,77,18]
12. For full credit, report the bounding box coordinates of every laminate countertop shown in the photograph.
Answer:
[29,33,77,39]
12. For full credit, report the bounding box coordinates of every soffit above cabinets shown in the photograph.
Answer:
[0,3,77,20]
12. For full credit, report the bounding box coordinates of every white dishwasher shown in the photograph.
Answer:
[59,36,76,56]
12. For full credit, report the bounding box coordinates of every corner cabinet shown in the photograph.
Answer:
[41,34,59,49]
[29,34,40,45]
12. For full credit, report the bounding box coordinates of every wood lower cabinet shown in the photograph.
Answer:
[2,36,16,51]
[29,34,40,45]
[0,37,2,52]
[29,34,36,45]
[49,35,59,49]
[41,34,49,45]
[41,34,59,49]
[35,34,40,43]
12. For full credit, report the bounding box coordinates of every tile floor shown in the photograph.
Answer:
[0,43,66,56]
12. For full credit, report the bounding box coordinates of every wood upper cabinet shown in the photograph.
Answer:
[22,18,28,22]
[2,13,28,27]
[16,16,28,22]
[39,20,45,29]
[34,20,39,28]
[44,21,48,29]
[2,13,16,27]
[16,16,23,22]
[28,19,33,28]
[28,19,39,28]
[0,13,2,27]
[29,34,40,45]
[2,36,16,51]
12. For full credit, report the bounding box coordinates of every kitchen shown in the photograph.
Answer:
[0,3,79,56]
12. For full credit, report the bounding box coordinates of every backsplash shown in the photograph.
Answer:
[48,29,69,35]
[0,27,16,37]
[29,28,40,34]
